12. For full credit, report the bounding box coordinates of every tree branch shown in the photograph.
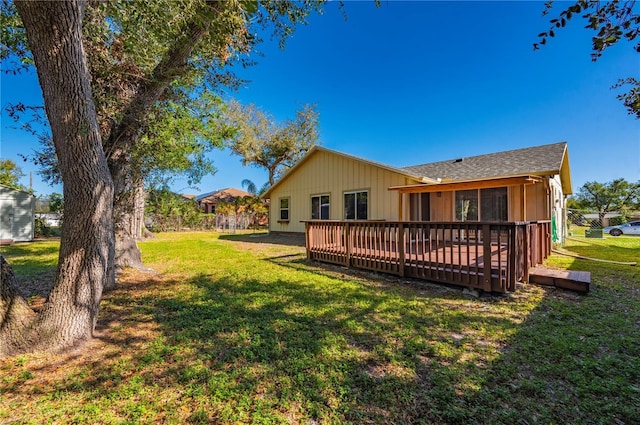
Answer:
[104,0,223,165]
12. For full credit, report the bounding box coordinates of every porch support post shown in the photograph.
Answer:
[398,192,404,221]
[482,224,492,292]
[521,184,527,221]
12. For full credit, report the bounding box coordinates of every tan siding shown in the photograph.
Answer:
[509,186,523,221]
[267,148,560,233]
[526,182,548,221]
[267,150,411,233]
[430,191,453,221]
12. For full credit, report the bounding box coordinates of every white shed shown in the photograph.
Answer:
[0,185,35,243]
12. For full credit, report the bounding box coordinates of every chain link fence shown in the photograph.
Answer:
[215,213,265,233]
[567,209,629,229]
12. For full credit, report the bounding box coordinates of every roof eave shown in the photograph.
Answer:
[389,175,545,193]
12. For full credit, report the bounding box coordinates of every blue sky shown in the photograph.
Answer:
[1,1,638,197]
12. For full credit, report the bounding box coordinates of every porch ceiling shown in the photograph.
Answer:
[388,175,544,194]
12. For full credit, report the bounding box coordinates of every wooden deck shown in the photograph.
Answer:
[304,220,551,294]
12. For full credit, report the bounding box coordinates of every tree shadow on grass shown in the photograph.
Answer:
[461,284,640,423]
[0,242,59,273]
[104,269,531,422]
[3,249,638,424]
[218,232,306,247]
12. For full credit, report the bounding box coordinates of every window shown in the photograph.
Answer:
[480,187,507,221]
[344,190,368,220]
[455,190,478,221]
[455,187,508,222]
[311,194,330,219]
[279,198,289,221]
[409,193,430,221]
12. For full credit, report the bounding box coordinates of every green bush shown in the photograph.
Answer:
[34,217,51,237]
[609,215,628,226]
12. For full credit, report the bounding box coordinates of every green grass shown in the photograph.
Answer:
[1,232,639,424]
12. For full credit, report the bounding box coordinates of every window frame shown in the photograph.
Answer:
[344,190,368,220]
[278,197,290,223]
[409,192,431,221]
[311,194,330,220]
[455,189,479,222]
[454,187,508,222]
[480,187,508,222]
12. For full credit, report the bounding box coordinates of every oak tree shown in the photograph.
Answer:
[224,100,320,186]
[0,159,26,190]
[1,0,328,357]
[572,178,640,223]
[2,0,114,356]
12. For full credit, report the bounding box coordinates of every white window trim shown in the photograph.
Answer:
[278,197,290,223]
[453,187,509,222]
[311,194,330,220]
[344,190,369,220]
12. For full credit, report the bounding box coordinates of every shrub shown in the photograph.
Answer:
[34,217,51,238]
[609,215,628,226]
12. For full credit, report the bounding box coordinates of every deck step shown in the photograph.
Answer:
[528,267,590,294]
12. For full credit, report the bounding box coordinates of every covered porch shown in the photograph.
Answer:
[303,220,551,293]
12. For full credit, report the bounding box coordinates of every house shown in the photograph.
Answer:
[196,188,254,214]
[0,185,36,244]
[35,212,62,227]
[262,142,574,293]
[262,142,572,242]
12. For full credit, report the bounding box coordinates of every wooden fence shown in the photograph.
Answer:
[303,220,551,293]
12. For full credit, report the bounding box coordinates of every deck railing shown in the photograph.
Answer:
[303,220,551,293]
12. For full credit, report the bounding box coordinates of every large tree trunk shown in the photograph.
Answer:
[104,1,220,271]
[1,0,114,357]
[0,255,36,350]
[112,159,145,273]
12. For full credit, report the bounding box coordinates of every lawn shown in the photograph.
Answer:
[1,231,638,424]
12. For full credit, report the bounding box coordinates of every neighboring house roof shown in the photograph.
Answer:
[197,187,254,203]
[262,146,437,198]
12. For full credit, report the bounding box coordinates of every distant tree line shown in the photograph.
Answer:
[145,187,268,233]
[568,178,640,225]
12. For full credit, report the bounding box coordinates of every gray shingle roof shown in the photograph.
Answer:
[402,142,567,181]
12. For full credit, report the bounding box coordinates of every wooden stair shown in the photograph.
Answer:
[528,267,590,294]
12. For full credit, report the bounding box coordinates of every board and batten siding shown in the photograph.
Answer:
[268,150,421,233]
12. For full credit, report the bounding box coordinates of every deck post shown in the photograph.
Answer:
[482,224,492,291]
[523,224,530,280]
[508,224,517,292]
[398,222,405,277]
[305,222,311,259]
[344,222,351,267]
[544,221,551,259]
